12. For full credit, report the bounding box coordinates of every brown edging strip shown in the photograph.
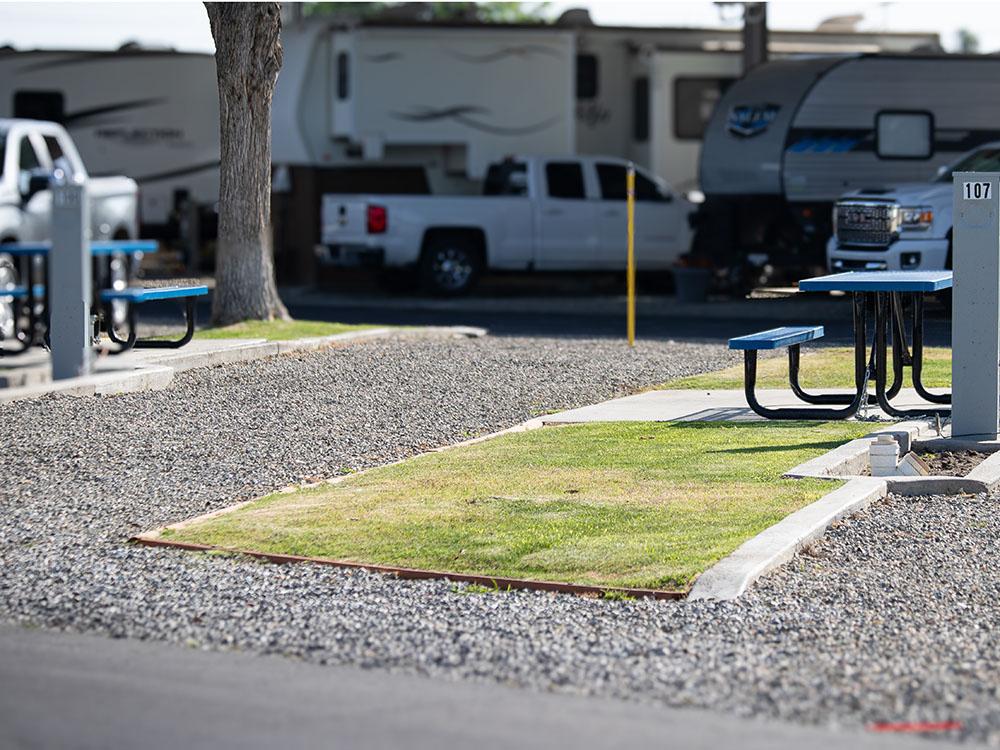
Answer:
[129,535,687,600]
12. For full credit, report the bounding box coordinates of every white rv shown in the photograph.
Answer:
[698,54,1000,280]
[0,47,219,240]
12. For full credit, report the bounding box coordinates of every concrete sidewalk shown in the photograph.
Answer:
[544,388,943,424]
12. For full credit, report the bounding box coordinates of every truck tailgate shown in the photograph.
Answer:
[321,196,369,243]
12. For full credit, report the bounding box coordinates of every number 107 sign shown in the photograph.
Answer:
[963,181,993,200]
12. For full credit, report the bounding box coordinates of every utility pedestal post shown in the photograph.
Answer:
[951,171,1000,440]
[49,181,92,380]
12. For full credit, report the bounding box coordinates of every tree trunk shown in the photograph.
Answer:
[205,1,289,325]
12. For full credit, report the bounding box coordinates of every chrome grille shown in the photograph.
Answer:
[835,201,900,249]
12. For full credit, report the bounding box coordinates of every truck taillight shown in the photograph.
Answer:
[367,205,387,234]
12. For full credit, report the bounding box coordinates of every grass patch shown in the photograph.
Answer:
[164,421,872,591]
[194,319,378,341]
[665,346,951,391]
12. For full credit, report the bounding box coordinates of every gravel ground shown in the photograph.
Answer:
[1,333,997,744]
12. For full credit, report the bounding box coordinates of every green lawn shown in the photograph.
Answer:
[193,319,378,341]
[665,346,951,391]
[163,421,873,591]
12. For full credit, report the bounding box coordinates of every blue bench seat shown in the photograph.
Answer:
[100,284,208,304]
[0,284,45,299]
[101,284,208,353]
[729,326,824,351]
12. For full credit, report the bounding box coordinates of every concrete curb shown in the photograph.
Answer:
[0,365,174,403]
[687,477,888,601]
[784,420,930,479]
[0,325,486,404]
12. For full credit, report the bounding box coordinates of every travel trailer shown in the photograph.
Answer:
[272,18,939,283]
[0,46,219,240]
[697,54,1000,280]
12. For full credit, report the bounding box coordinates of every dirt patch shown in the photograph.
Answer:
[914,449,988,477]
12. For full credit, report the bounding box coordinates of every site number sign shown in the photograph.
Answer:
[963,181,992,200]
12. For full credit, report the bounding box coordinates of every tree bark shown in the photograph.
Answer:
[205,1,289,324]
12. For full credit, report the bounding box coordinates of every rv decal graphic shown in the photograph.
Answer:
[391,106,561,136]
[727,103,780,138]
[364,52,402,63]
[445,45,563,63]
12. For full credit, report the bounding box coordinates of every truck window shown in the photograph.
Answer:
[0,131,6,179]
[673,77,735,140]
[876,111,933,159]
[18,137,41,172]
[576,54,598,100]
[483,161,527,196]
[596,163,668,203]
[937,147,1000,182]
[546,162,586,200]
[13,90,66,123]
[43,135,76,179]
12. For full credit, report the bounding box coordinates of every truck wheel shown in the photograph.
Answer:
[0,242,15,342]
[420,237,482,296]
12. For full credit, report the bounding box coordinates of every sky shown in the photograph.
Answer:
[0,1,995,54]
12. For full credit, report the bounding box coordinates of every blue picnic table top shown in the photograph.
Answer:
[799,270,953,293]
[1,240,157,257]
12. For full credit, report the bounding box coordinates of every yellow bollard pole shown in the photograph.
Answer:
[626,162,636,346]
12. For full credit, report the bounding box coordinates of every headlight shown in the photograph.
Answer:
[899,206,933,229]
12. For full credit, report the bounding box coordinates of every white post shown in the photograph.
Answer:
[49,182,92,380]
[951,171,1000,440]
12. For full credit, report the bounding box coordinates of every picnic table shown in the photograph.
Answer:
[0,240,206,355]
[730,270,952,420]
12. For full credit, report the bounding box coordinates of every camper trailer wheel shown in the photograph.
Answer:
[420,234,482,296]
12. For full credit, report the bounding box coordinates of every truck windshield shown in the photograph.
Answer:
[937,147,1000,182]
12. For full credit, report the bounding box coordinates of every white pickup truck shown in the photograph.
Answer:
[318,155,695,294]
[1,118,139,338]
[827,142,1000,273]
[0,118,138,245]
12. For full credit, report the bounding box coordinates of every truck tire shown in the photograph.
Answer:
[419,235,482,296]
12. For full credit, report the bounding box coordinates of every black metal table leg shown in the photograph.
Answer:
[745,347,866,420]
[105,302,137,354]
[874,292,950,419]
[787,292,873,405]
[134,297,197,349]
[911,293,950,404]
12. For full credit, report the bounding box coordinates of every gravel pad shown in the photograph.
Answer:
[1,335,996,743]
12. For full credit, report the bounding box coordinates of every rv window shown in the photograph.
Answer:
[673,77,735,140]
[576,54,598,100]
[336,52,350,100]
[633,77,649,143]
[13,91,65,123]
[876,111,932,159]
[596,163,667,202]
[546,162,586,200]
[483,161,528,196]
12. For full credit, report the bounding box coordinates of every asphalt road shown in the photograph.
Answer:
[0,626,961,750]
[285,294,953,345]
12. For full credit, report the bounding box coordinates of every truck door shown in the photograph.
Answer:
[536,160,599,269]
[594,162,682,270]
[14,133,51,242]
